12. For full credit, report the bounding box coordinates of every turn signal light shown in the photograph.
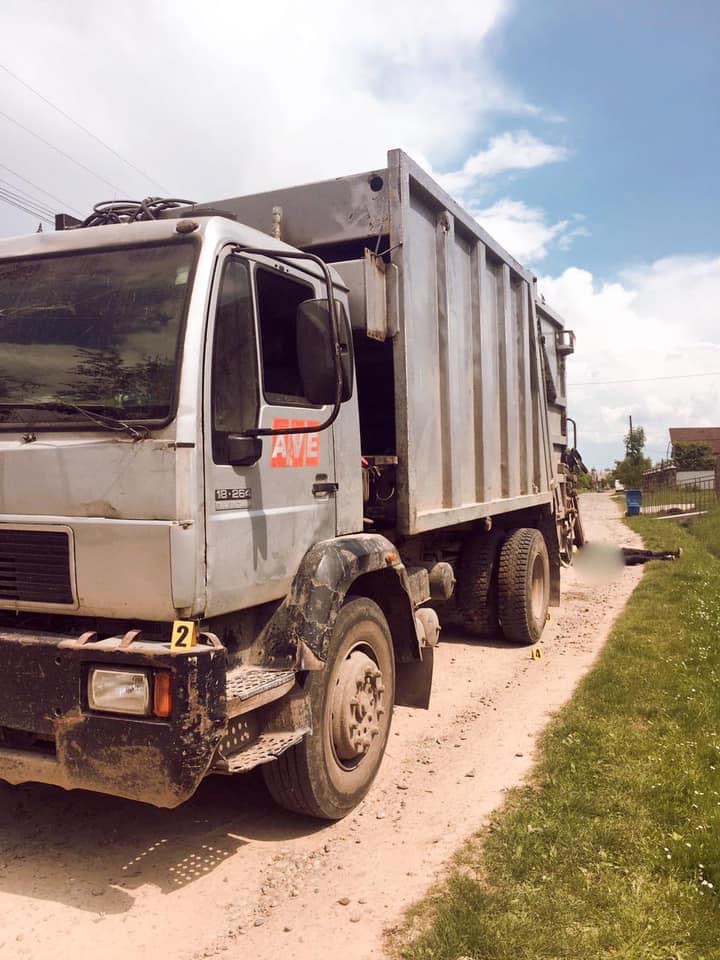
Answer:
[153,671,173,718]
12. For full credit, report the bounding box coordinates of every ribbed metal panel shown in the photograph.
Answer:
[0,530,73,604]
[212,149,565,535]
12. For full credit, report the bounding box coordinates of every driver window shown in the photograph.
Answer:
[211,259,259,463]
[255,266,315,405]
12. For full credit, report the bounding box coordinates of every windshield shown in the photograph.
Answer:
[0,240,196,426]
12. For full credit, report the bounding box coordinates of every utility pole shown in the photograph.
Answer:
[627,414,633,455]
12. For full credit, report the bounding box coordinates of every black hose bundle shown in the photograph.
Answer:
[82,197,195,227]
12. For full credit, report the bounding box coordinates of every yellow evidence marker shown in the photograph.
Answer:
[171,620,198,650]
[530,645,543,660]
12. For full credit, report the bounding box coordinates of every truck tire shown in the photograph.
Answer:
[262,597,394,819]
[571,494,586,548]
[497,528,550,645]
[456,530,504,638]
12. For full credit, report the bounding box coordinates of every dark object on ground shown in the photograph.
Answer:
[576,543,682,573]
[620,547,682,566]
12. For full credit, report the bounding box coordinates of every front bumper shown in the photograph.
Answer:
[0,627,226,807]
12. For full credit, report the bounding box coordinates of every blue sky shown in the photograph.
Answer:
[1,0,718,469]
[491,1,720,279]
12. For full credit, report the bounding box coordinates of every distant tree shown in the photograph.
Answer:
[613,424,652,487]
[625,426,646,459]
[613,456,652,488]
[672,441,715,471]
[575,472,593,491]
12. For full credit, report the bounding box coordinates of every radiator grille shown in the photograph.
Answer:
[0,529,73,604]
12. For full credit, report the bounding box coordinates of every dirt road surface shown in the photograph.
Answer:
[0,494,646,960]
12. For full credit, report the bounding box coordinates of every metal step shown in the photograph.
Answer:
[225,666,296,717]
[216,730,309,774]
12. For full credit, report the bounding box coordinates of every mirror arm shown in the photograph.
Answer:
[567,416,578,451]
[232,245,343,438]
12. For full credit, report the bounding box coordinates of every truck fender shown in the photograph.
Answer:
[256,533,425,677]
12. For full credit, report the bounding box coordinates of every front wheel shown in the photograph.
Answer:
[262,597,394,819]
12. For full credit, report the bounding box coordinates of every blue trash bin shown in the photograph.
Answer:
[625,489,642,516]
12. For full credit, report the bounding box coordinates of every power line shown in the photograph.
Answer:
[570,371,720,387]
[0,183,55,218]
[0,193,54,225]
[0,160,82,216]
[0,61,170,194]
[0,188,53,224]
[0,105,130,195]
[0,178,56,218]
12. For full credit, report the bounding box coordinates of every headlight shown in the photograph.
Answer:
[88,667,150,715]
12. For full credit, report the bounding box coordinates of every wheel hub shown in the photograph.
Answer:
[530,553,546,619]
[331,651,385,762]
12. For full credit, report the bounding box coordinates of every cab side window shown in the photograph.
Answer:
[211,259,259,463]
[256,267,315,405]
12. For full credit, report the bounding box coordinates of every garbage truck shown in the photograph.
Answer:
[0,149,584,818]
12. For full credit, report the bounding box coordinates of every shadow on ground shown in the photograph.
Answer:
[0,768,324,916]
[0,628,515,918]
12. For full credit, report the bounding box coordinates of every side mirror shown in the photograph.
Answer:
[227,435,262,466]
[296,300,353,406]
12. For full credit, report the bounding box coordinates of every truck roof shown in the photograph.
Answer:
[0,216,347,287]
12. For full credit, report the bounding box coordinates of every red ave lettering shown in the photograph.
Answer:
[271,419,321,468]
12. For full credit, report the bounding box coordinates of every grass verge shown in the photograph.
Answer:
[398,515,720,960]
[690,510,720,561]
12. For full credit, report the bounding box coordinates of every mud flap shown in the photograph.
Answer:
[395,647,434,709]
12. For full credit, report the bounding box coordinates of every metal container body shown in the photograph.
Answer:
[536,297,574,476]
[200,150,571,536]
[389,154,557,534]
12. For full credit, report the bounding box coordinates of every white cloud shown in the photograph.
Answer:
[539,257,720,467]
[0,0,530,236]
[8,0,713,478]
[0,1,581,270]
[437,131,569,195]
[472,199,585,262]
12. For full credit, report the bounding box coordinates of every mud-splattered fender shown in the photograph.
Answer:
[256,533,420,667]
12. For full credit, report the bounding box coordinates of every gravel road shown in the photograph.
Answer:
[0,494,646,960]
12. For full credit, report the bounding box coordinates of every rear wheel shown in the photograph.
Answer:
[571,493,586,548]
[262,597,394,819]
[456,529,504,638]
[497,528,550,645]
[559,517,575,567]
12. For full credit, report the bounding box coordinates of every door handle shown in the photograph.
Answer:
[312,481,339,496]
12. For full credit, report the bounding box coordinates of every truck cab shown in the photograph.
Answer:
[0,213,427,817]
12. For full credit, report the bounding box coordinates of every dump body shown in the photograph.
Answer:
[536,297,575,475]
[197,149,571,536]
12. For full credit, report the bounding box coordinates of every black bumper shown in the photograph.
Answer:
[0,627,227,807]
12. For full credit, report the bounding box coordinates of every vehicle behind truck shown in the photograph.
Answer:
[0,149,584,818]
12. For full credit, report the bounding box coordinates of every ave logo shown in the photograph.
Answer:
[270,419,321,468]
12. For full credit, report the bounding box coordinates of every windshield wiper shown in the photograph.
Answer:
[9,401,149,441]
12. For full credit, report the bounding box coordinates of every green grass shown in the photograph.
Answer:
[398,515,720,960]
[690,510,720,560]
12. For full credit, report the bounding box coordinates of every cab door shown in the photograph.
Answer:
[203,252,337,615]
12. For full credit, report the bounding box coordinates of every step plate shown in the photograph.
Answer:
[219,730,309,774]
[225,668,296,717]
[226,667,295,702]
